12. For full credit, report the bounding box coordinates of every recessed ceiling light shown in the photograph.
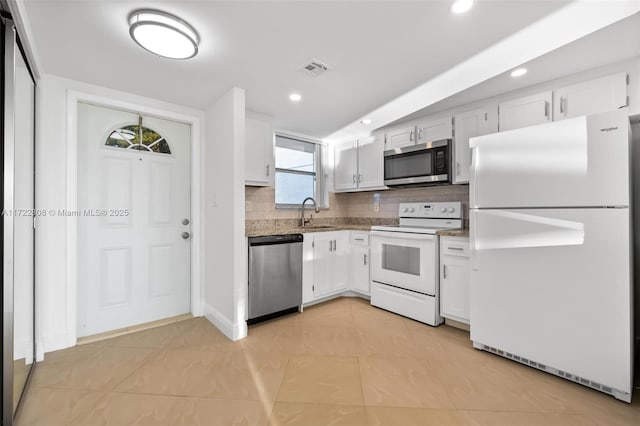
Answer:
[511,67,528,78]
[360,118,372,125]
[451,0,475,14]
[289,93,302,102]
[129,9,199,59]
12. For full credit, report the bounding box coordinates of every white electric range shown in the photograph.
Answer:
[369,202,462,326]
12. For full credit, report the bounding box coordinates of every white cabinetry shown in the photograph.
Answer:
[453,108,492,184]
[498,91,552,132]
[554,72,628,120]
[311,231,350,299]
[334,140,358,191]
[439,236,470,324]
[334,134,385,192]
[245,117,274,186]
[350,232,370,295]
[416,117,453,144]
[385,126,415,150]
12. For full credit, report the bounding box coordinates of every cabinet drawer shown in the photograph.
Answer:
[351,232,369,246]
[441,239,469,257]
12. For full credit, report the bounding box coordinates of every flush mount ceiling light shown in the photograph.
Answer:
[360,118,372,125]
[128,9,199,59]
[289,93,302,102]
[511,67,528,78]
[451,0,475,14]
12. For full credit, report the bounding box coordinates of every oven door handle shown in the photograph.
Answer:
[370,230,436,241]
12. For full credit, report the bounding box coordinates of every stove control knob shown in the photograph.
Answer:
[447,207,455,213]
[408,208,415,213]
[402,208,408,213]
[441,208,447,213]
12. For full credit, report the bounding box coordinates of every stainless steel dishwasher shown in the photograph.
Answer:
[248,234,303,324]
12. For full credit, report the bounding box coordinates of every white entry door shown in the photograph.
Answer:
[77,102,191,337]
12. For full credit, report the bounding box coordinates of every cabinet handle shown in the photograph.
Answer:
[409,130,414,142]
[363,254,367,266]
[266,164,270,176]
[418,128,423,141]
[443,264,447,279]
[329,240,333,252]
[448,246,464,251]
[354,237,365,241]
[352,174,356,184]
[559,97,565,116]
[544,101,549,118]
[456,161,460,176]
[332,240,337,251]
[358,174,362,183]
[484,112,488,121]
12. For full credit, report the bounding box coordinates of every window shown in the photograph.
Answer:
[275,135,326,207]
[105,125,171,154]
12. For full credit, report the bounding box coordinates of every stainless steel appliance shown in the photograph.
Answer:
[384,139,451,187]
[370,202,462,326]
[248,234,303,324]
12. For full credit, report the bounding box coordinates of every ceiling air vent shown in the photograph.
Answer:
[300,58,333,77]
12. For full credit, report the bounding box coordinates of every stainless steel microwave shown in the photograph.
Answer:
[383,139,451,187]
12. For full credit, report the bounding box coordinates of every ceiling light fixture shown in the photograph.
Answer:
[360,118,372,125]
[511,67,528,78]
[128,9,199,59]
[451,0,475,14]
[289,93,302,102]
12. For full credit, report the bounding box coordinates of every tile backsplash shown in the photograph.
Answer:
[245,185,470,223]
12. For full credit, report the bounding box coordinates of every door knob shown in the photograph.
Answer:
[181,232,190,239]
[182,218,190,225]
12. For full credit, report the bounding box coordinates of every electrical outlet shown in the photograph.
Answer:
[245,201,252,211]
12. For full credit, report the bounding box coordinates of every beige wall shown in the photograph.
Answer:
[245,185,470,223]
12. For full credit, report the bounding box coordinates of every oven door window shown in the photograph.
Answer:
[384,150,432,181]
[381,244,420,276]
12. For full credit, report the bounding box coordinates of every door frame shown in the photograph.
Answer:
[65,90,204,345]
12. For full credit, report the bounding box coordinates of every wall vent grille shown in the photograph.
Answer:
[480,344,622,400]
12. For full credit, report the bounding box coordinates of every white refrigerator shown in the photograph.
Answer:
[469,108,634,402]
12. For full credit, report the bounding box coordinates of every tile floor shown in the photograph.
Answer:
[16,297,640,425]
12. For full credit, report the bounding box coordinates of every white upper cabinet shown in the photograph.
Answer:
[498,91,552,132]
[415,116,453,144]
[385,126,415,150]
[334,134,386,193]
[554,72,628,121]
[356,134,385,190]
[453,108,491,184]
[334,140,359,191]
[245,117,274,186]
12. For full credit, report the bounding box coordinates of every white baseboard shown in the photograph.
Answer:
[42,331,75,355]
[204,303,247,341]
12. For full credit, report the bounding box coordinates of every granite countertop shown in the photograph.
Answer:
[437,229,470,238]
[245,218,397,238]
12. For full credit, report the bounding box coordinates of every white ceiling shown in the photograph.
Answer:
[385,11,640,127]
[22,0,573,138]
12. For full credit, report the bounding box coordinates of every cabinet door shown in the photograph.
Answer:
[245,118,274,186]
[356,134,385,190]
[554,73,627,120]
[331,232,350,292]
[415,117,453,144]
[440,255,470,324]
[498,91,552,132]
[350,245,370,295]
[312,233,334,298]
[453,108,490,184]
[334,140,358,191]
[385,126,415,150]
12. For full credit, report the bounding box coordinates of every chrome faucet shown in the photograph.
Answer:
[301,197,320,227]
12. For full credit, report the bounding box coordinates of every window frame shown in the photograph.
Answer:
[274,133,328,209]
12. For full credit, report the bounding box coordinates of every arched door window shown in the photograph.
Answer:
[105,125,171,154]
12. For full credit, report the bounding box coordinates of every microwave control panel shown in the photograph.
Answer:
[398,202,462,219]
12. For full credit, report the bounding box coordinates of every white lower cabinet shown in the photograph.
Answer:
[308,231,350,300]
[350,232,370,295]
[439,236,470,324]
